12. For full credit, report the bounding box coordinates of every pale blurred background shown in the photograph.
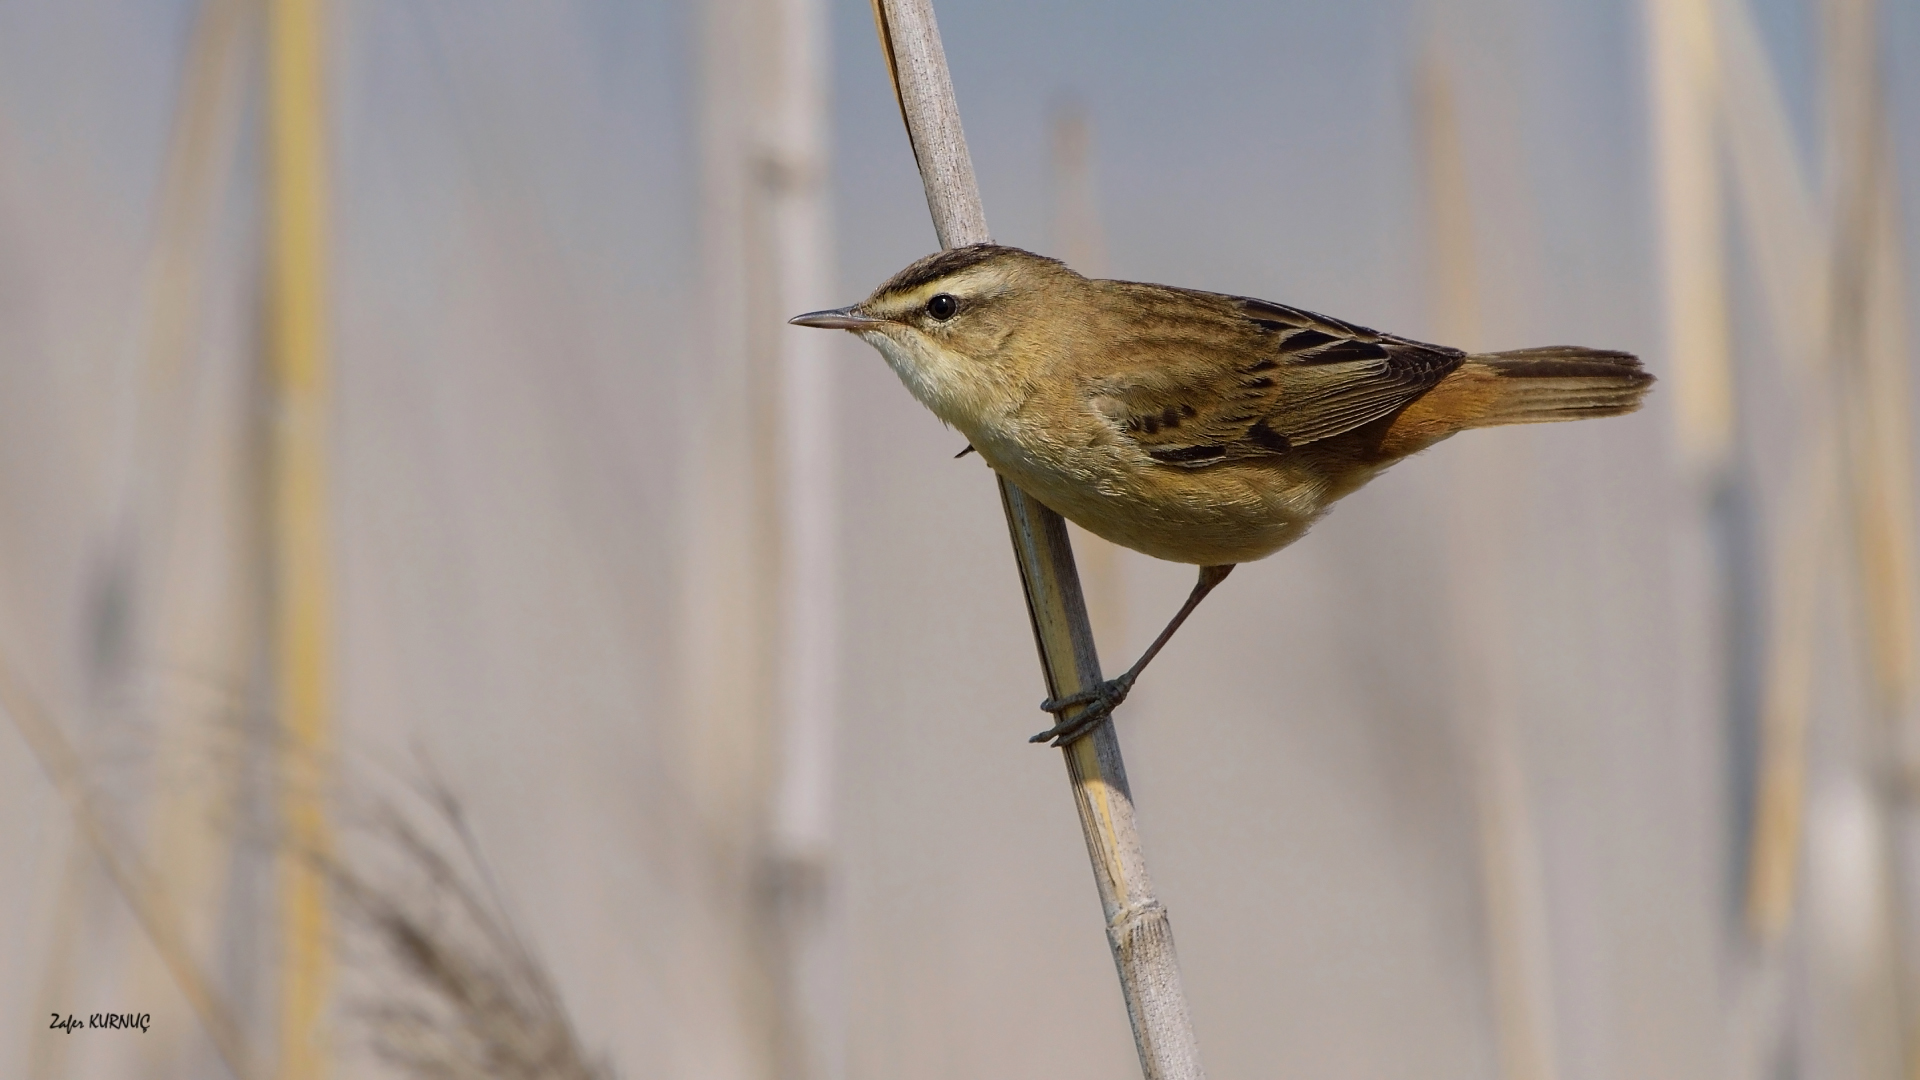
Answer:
[1,0,1918,1078]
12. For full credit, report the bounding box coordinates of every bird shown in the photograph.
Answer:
[791,244,1653,745]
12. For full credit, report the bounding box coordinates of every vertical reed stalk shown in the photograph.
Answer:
[267,0,336,1074]
[1822,2,1920,1072]
[1715,2,1919,1074]
[867,3,1204,1076]
[1715,0,1823,948]
[765,0,843,1073]
[1419,52,1561,1080]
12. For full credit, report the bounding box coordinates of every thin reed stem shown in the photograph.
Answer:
[867,3,1205,1076]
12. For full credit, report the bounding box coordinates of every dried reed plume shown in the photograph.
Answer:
[324,780,614,1080]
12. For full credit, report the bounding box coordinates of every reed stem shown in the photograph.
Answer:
[867,3,1205,1076]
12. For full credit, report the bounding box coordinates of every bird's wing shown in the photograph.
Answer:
[1091,293,1466,467]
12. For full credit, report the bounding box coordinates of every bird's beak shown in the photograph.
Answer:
[789,305,883,331]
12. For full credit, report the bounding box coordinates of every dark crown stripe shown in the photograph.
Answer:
[876,244,1060,297]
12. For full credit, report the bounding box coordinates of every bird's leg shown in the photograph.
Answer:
[1031,564,1236,746]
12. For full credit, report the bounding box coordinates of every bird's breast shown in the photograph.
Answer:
[970,411,1328,566]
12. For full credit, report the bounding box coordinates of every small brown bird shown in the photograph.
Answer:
[792,244,1652,744]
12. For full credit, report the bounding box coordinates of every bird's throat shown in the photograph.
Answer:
[860,329,1002,436]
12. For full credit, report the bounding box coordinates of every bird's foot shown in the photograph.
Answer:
[1030,673,1136,747]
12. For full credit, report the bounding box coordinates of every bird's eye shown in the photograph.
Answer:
[926,293,959,321]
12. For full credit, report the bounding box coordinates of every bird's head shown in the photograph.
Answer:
[790,244,1082,428]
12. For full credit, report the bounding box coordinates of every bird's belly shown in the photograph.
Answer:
[977,436,1328,566]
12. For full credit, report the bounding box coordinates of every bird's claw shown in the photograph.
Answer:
[1030,674,1136,747]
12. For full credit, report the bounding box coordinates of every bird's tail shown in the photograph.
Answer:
[1448,346,1653,427]
[1379,346,1652,458]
